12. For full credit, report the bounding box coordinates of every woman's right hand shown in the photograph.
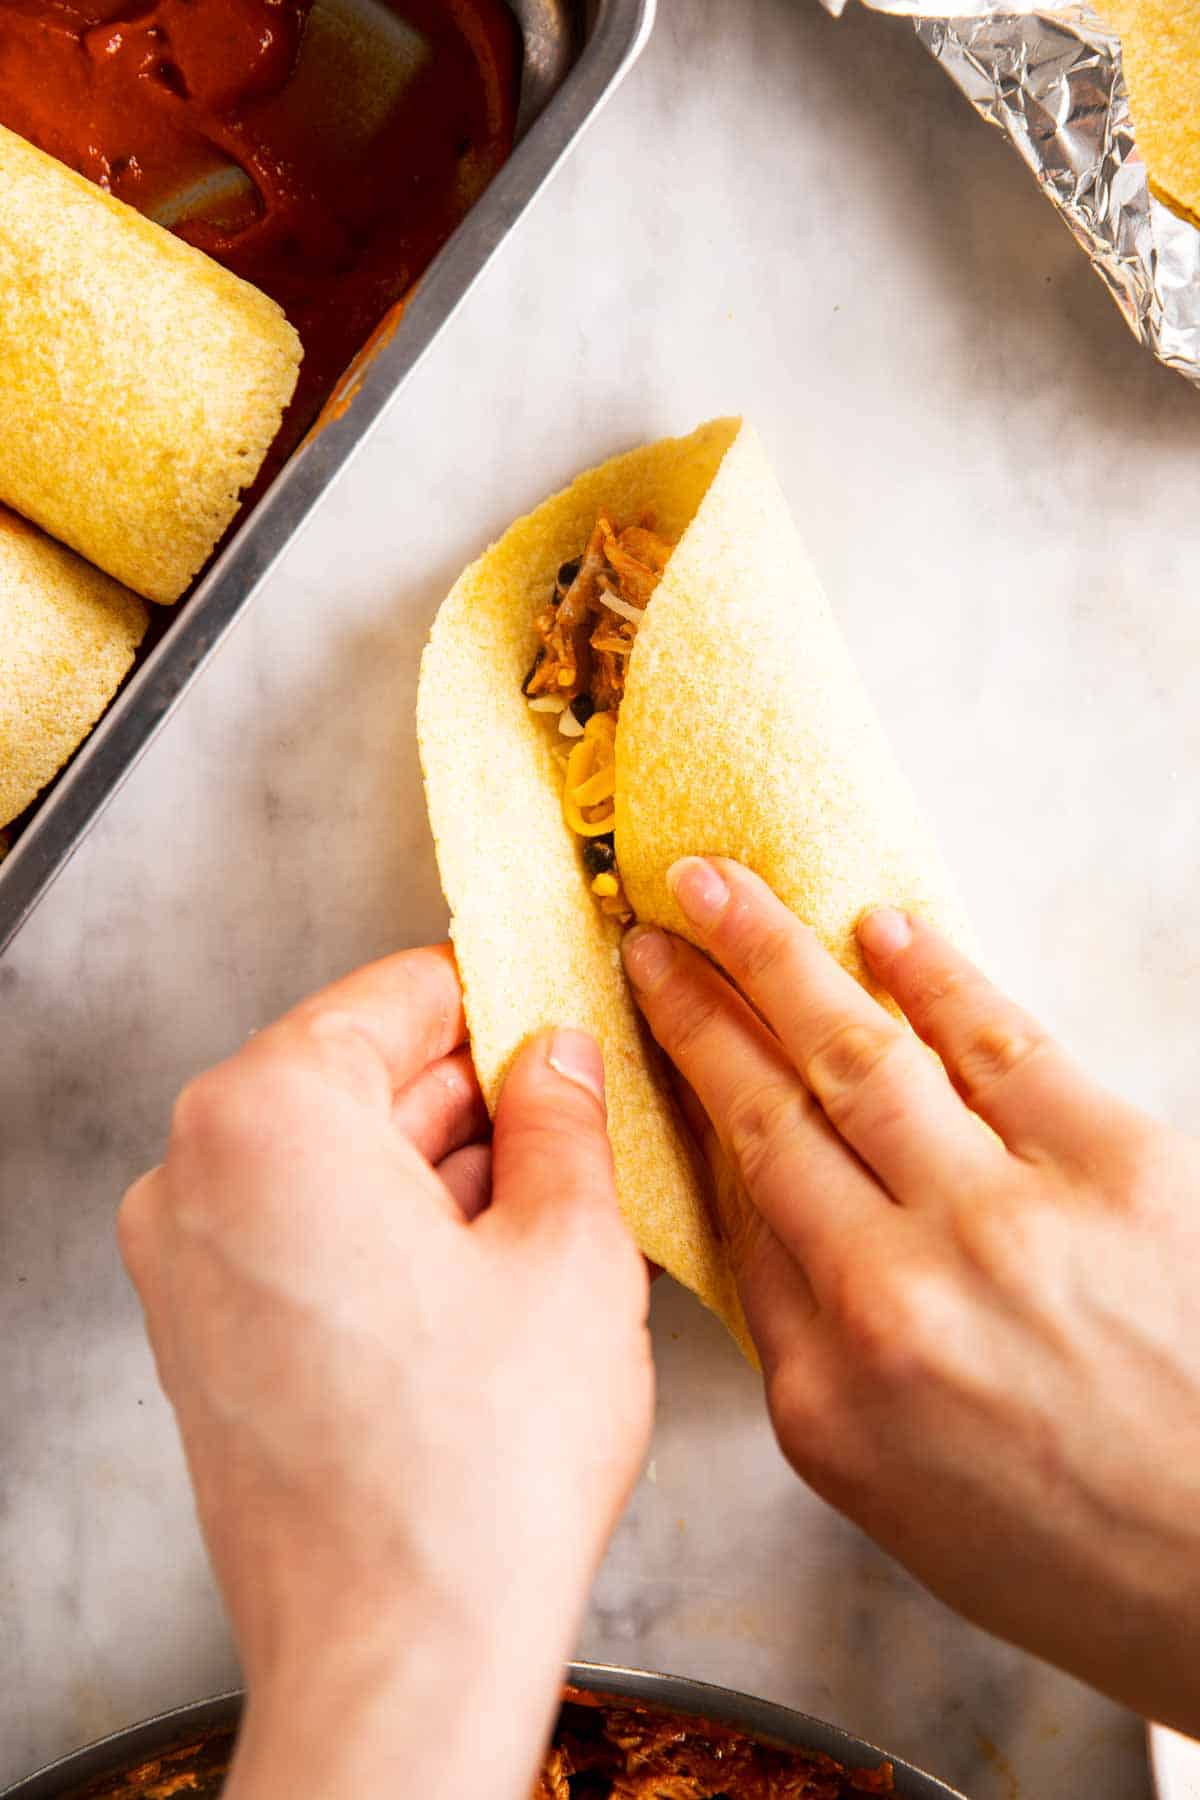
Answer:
[119,944,652,1800]
[624,856,1200,1734]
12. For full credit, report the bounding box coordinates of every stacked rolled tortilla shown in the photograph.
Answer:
[1106,1,1200,226]
[0,123,302,832]
[0,514,149,832]
[419,420,969,1351]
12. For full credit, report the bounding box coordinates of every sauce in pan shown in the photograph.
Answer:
[0,0,519,455]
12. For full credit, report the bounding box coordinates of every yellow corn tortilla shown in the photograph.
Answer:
[0,125,302,604]
[1106,1,1200,226]
[418,419,968,1352]
[617,425,971,986]
[0,506,149,828]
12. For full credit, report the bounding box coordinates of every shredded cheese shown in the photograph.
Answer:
[562,711,617,836]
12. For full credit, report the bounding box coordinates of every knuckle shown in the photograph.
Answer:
[724,1081,810,1196]
[116,1175,157,1280]
[955,1019,1049,1102]
[828,1252,958,1393]
[412,1057,470,1138]
[505,1108,612,1192]
[907,965,976,1029]
[501,1111,567,1169]
[951,1194,1039,1289]
[169,1053,305,1165]
[1096,1120,1170,1223]
[291,1009,387,1099]
[658,982,726,1063]
[168,1069,228,1150]
[804,1019,904,1124]
[722,902,794,985]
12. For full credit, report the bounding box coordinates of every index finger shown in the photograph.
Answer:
[623,924,886,1283]
[249,943,468,1108]
[663,859,1001,1204]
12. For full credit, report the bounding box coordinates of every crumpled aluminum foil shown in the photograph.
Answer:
[821,0,1200,384]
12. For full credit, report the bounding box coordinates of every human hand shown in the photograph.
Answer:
[119,946,651,1800]
[624,858,1200,1733]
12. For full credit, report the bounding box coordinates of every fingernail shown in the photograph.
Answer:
[667,856,729,927]
[858,907,912,958]
[622,925,675,991]
[547,1029,605,1104]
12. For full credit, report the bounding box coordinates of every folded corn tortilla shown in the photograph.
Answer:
[0,124,301,604]
[0,506,149,828]
[1105,1,1200,226]
[418,419,968,1351]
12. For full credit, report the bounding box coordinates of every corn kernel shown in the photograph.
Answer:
[591,872,619,897]
[557,667,574,687]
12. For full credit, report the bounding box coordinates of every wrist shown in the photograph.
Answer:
[223,1579,583,1800]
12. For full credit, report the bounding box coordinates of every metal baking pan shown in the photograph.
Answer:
[0,1661,968,1798]
[0,0,654,959]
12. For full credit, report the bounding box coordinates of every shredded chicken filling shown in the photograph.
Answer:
[532,1690,896,1800]
[522,515,675,924]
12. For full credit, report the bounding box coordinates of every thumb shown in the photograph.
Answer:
[485,1028,624,1257]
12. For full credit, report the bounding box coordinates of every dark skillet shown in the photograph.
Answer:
[1,1663,967,1800]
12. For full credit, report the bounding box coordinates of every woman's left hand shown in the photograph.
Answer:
[625,857,1200,1734]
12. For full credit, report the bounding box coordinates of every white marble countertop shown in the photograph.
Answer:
[3,0,1195,1792]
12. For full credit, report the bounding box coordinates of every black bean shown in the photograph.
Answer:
[570,692,595,725]
[582,836,615,875]
[557,556,582,588]
[521,648,545,695]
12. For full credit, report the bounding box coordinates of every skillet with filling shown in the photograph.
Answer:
[55,1687,896,1798]
[534,1688,896,1800]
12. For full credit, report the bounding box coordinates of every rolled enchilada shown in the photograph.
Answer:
[0,506,148,830]
[418,420,968,1349]
[0,124,301,605]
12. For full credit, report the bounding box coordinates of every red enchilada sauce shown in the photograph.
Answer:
[0,0,518,457]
